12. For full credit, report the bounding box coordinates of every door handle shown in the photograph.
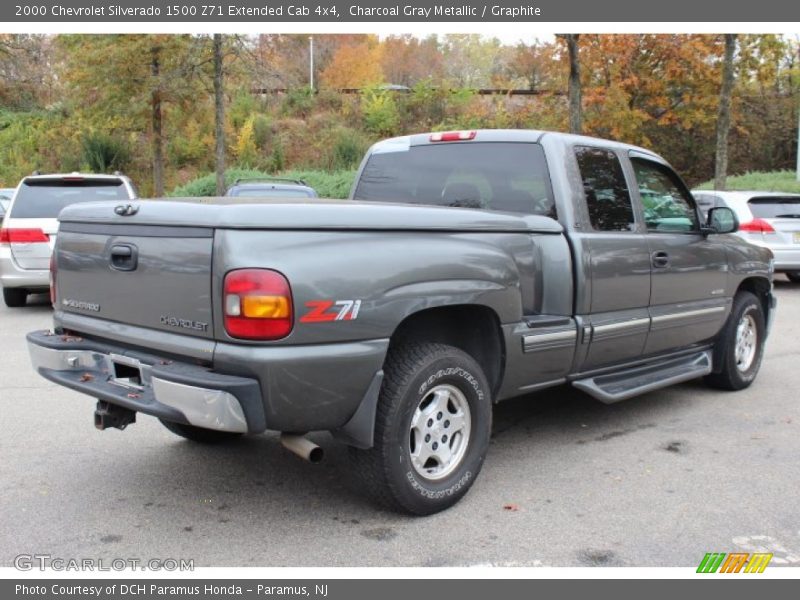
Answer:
[110,244,138,271]
[652,251,670,268]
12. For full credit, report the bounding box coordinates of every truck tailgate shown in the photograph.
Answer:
[55,223,214,339]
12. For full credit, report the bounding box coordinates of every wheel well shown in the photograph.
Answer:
[389,305,505,397]
[736,277,771,317]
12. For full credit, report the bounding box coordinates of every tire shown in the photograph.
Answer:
[705,291,766,391]
[785,271,800,283]
[159,419,243,444]
[3,287,27,308]
[351,342,492,515]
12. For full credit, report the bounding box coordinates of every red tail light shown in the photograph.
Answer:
[0,228,50,244]
[49,253,57,306]
[223,269,293,340]
[739,218,775,234]
[430,130,477,142]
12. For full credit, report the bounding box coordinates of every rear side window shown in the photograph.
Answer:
[748,197,800,219]
[353,142,556,218]
[10,178,129,218]
[575,146,634,231]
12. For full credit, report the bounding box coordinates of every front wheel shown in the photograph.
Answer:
[159,418,243,444]
[705,291,766,390]
[351,343,492,515]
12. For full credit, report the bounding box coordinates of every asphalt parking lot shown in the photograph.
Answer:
[1,280,799,568]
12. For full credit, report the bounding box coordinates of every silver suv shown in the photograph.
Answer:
[693,190,800,282]
[0,172,137,307]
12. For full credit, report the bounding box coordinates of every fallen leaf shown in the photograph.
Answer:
[79,373,94,382]
[503,503,520,512]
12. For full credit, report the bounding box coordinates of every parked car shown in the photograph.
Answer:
[692,190,800,281]
[1,172,137,307]
[225,177,318,198]
[0,188,14,224]
[28,130,773,514]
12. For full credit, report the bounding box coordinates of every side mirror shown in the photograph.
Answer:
[703,206,738,235]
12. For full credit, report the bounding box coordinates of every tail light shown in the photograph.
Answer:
[0,228,50,244]
[49,253,57,306]
[739,218,775,234]
[430,130,477,142]
[223,269,293,340]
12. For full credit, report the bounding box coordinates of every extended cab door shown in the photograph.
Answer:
[628,153,730,355]
[570,146,652,371]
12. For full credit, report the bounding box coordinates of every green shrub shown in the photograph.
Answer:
[361,86,400,137]
[80,132,130,172]
[329,127,369,170]
[281,87,315,118]
[695,170,800,194]
[252,114,272,150]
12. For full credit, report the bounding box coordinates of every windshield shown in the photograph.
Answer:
[10,178,129,218]
[353,142,556,218]
[748,196,800,219]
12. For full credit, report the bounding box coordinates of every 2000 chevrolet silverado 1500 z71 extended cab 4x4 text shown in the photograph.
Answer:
[27,130,775,515]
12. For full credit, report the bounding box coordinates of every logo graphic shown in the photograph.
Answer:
[697,552,772,573]
[300,299,361,323]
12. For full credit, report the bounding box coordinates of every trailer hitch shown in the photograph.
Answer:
[94,401,136,431]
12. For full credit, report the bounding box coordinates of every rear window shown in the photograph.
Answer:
[353,142,556,218]
[748,196,800,219]
[228,187,315,198]
[10,178,129,218]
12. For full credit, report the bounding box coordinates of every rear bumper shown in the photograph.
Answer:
[27,330,264,433]
[771,247,800,271]
[0,248,49,289]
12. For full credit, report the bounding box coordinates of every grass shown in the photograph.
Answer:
[169,167,357,199]
[695,170,800,193]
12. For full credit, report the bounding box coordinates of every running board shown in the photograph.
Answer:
[572,350,712,404]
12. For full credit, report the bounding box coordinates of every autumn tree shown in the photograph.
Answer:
[380,35,443,86]
[57,35,211,195]
[557,34,582,134]
[441,34,504,88]
[319,36,384,89]
[213,34,225,195]
[714,34,737,190]
[0,34,55,109]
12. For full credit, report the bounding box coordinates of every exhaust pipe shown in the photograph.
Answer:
[280,433,323,463]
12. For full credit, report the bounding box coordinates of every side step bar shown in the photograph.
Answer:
[572,350,712,404]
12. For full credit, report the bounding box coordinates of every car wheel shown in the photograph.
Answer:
[351,342,492,515]
[785,271,800,283]
[3,287,27,307]
[705,291,766,391]
[159,418,243,444]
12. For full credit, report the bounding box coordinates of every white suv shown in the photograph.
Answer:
[0,172,137,307]
[693,190,800,282]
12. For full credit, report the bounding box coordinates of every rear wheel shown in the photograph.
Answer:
[3,287,27,308]
[705,291,766,391]
[785,271,800,283]
[351,342,492,515]
[159,419,243,444]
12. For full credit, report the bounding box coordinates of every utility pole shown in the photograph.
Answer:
[309,35,314,92]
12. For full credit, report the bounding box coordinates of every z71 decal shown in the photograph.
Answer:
[300,300,362,323]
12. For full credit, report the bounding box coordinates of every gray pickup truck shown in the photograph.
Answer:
[27,130,775,515]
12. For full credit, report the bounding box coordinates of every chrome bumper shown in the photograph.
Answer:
[27,331,264,433]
